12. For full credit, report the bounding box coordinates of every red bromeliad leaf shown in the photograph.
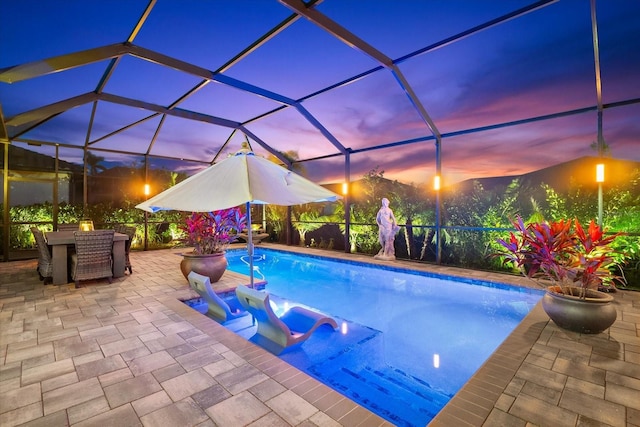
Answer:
[587,219,603,241]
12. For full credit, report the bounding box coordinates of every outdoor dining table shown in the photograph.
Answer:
[45,230,129,285]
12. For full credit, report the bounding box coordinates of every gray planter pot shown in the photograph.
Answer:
[541,286,616,334]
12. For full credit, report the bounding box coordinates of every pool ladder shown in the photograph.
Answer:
[240,254,266,281]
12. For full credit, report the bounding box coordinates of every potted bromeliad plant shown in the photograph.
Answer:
[496,216,625,334]
[179,207,246,283]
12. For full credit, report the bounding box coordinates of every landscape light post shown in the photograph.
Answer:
[596,163,604,228]
[591,0,605,229]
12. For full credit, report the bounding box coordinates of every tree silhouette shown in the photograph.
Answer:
[84,151,106,175]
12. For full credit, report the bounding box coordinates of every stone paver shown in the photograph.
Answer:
[53,336,101,360]
[160,368,217,402]
[560,388,626,426]
[266,389,319,425]
[191,384,231,410]
[21,358,75,386]
[103,372,162,408]
[0,401,43,427]
[41,371,79,393]
[129,350,175,376]
[214,363,269,394]
[144,334,187,353]
[131,390,173,417]
[206,391,271,426]
[100,336,146,357]
[74,403,142,427]
[75,354,127,380]
[98,367,134,387]
[175,346,224,371]
[2,245,638,427]
[66,396,110,425]
[42,377,104,415]
[140,398,209,427]
[151,363,187,383]
[0,383,41,415]
[5,342,53,364]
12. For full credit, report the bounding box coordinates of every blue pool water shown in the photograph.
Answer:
[221,248,543,426]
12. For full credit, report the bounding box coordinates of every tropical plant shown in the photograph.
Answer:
[495,216,625,298]
[265,204,287,242]
[361,166,388,204]
[181,208,247,254]
[293,210,328,246]
[331,201,376,253]
[391,182,431,259]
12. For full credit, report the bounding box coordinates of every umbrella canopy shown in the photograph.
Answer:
[136,148,341,285]
[136,148,339,213]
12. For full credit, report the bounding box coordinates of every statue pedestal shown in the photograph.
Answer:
[374,254,396,261]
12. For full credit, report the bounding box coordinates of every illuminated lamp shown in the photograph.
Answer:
[79,220,94,231]
[596,164,605,227]
[596,163,605,183]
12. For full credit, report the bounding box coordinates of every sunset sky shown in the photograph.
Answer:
[1,0,639,186]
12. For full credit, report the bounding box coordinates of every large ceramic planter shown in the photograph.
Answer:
[541,285,616,334]
[180,252,228,283]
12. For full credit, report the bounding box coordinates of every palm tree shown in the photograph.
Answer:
[292,210,328,246]
[391,183,431,259]
[84,151,106,175]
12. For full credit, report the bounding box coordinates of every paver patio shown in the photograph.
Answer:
[1,245,638,426]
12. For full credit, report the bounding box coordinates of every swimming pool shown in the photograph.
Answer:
[222,248,543,426]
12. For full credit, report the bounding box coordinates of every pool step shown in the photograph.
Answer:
[312,362,450,427]
[304,332,451,427]
[222,311,450,426]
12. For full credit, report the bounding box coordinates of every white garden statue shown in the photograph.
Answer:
[375,198,400,261]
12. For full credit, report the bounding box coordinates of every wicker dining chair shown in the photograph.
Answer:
[30,227,54,285]
[71,229,115,287]
[116,225,137,274]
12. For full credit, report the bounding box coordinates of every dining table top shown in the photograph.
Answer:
[45,230,129,245]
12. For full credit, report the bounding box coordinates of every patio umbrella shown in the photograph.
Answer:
[136,147,340,285]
